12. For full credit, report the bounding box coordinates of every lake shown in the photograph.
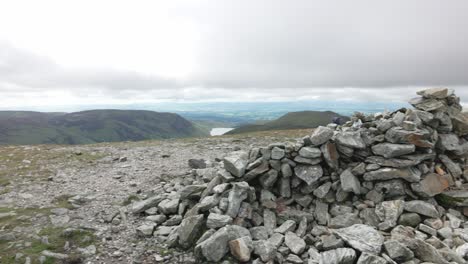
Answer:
[210,128,234,136]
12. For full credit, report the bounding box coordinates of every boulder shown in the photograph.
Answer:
[294,165,323,185]
[223,151,249,177]
[371,143,415,158]
[333,224,384,254]
[310,126,334,146]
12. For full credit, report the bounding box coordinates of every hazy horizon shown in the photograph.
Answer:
[1,1,468,108]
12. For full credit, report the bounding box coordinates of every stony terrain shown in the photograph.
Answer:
[3,88,468,264]
[0,129,307,263]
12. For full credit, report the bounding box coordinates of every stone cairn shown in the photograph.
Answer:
[132,88,468,264]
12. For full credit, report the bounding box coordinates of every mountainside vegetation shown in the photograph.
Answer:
[0,110,207,145]
[226,110,349,135]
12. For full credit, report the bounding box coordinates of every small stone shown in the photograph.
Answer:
[250,226,269,240]
[310,126,334,146]
[207,213,233,229]
[363,167,421,182]
[383,240,414,262]
[253,240,276,262]
[333,224,384,254]
[319,248,356,264]
[223,151,249,177]
[404,200,439,218]
[188,159,207,169]
[274,220,297,234]
[356,252,387,264]
[371,143,415,158]
[284,231,306,255]
[340,169,361,195]
[294,165,323,185]
[299,147,322,158]
[136,224,155,237]
[229,236,253,262]
[398,213,421,227]
[158,198,180,215]
[178,214,205,249]
[271,147,285,160]
[314,182,332,198]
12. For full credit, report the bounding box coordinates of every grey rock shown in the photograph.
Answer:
[279,177,291,198]
[178,214,205,249]
[359,208,380,227]
[322,234,344,250]
[363,167,421,182]
[286,254,303,264]
[372,143,415,158]
[315,200,329,226]
[340,169,361,195]
[417,87,449,99]
[284,231,306,255]
[397,238,449,264]
[385,127,432,148]
[158,198,180,215]
[274,220,297,234]
[244,160,269,181]
[250,226,269,240]
[188,158,207,169]
[226,182,249,217]
[206,213,233,229]
[294,165,323,185]
[374,179,407,199]
[146,214,167,224]
[375,200,404,231]
[299,147,322,158]
[253,240,276,262]
[356,252,387,264]
[404,200,439,218]
[41,251,69,260]
[410,97,446,111]
[310,126,334,146]
[314,182,332,198]
[0,233,16,242]
[223,151,249,177]
[165,215,182,226]
[271,147,285,160]
[294,156,322,165]
[319,248,356,264]
[264,209,277,234]
[198,225,251,262]
[131,195,165,214]
[398,213,421,227]
[440,154,462,178]
[268,232,284,248]
[136,224,155,237]
[259,169,278,188]
[329,213,362,228]
[452,112,468,136]
[365,156,419,168]
[384,240,414,262]
[179,185,207,200]
[281,163,293,177]
[333,224,384,254]
[335,131,366,149]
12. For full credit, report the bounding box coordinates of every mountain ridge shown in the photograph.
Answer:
[0,109,207,145]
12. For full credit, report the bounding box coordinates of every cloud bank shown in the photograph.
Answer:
[1,0,468,108]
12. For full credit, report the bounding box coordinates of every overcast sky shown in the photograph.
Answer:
[1,0,468,109]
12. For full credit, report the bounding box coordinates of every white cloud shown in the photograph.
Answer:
[0,0,468,109]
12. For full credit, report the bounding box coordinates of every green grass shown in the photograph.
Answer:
[227,110,349,135]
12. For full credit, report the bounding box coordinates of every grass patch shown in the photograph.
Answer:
[0,225,96,264]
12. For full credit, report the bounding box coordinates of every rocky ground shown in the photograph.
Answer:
[0,129,308,264]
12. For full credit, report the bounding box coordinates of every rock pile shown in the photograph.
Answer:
[132,88,468,263]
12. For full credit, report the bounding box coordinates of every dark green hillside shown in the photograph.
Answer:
[226,111,349,135]
[0,110,207,145]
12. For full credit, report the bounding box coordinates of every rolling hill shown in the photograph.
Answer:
[226,111,349,135]
[0,110,207,145]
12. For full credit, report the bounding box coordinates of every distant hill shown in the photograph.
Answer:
[0,110,207,145]
[226,111,349,135]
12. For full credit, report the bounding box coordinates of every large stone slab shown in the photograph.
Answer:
[363,167,421,182]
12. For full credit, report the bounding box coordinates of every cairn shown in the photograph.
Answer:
[132,88,468,264]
